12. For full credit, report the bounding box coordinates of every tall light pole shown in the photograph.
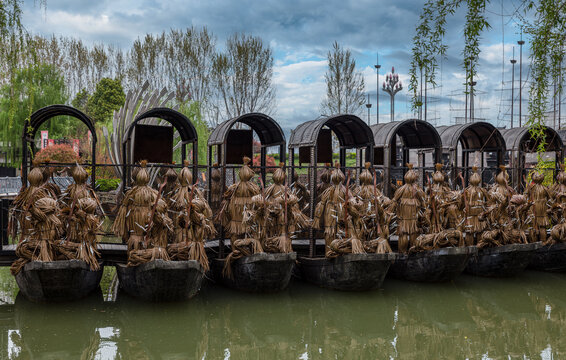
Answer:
[365,94,372,125]
[374,53,381,124]
[383,67,403,122]
[510,48,517,128]
[518,34,525,127]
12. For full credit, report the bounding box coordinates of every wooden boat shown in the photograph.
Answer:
[297,253,397,291]
[465,242,541,277]
[388,246,476,282]
[527,242,566,272]
[116,259,205,302]
[211,252,297,292]
[15,259,103,302]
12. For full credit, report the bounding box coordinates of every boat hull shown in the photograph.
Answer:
[211,252,297,293]
[388,246,476,282]
[465,242,541,277]
[116,260,204,302]
[528,242,566,272]
[15,260,103,303]
[297,253,397,291]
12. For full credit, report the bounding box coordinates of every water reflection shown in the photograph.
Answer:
[1,269,566,359]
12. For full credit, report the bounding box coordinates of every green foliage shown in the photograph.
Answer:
[178,101,210,165]
[86,78,126,126]
[72,88,90,113]
[524,0,566,151]
[409,0,489,112]
[0,64,69,166]
[34,144,80,164]
[95,178,120,191]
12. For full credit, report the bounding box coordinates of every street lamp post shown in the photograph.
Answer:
[383,67,403,122]
[518,36,525,127]
[374,53,381,124]
[365,94,372,125]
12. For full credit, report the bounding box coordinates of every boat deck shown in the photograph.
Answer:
[0,239,328,267]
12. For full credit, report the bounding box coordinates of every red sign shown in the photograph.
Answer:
[73,139,80,155]
[47,139,54,147]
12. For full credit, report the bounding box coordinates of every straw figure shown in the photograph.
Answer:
[355,162,392,253]
[316,163,332,203]
[8,167,50,242]
[263,165,311,253]
[39,160,62,199]
[55,197,102,270]
[167,162,214,271]
[428,164,464,249]
[391,163,426,253]
[314,163,365,257]
[159,165,179,200]
[291,170,310,213]
[113,161,173,266]
[550,164,566,243]
[460,167,489,246]
[209,163,223,212]
[10,196,64,275]
[526,171,551,243]
[218,157,263,277]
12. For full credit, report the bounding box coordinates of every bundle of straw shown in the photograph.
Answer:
[210,163,223,212]
[168,162,213,271]
[222,237,263,278]
[364,237,392,254]
[113,161,173,266]
[218,157,259,237]
[291,170,310,213]
[8,167,49,241]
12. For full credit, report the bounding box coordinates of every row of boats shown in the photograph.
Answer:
[7,158,566,302]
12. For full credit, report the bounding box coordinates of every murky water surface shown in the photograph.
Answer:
[0,268,565,359]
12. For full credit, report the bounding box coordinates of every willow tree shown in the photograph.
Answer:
[320,41,366,116]
[211,33,276,123]
[410,0,565,151]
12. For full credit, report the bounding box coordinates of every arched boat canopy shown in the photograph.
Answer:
[28,104,97,142]
[123,107,198,145]
[501,126,563,152]
[288,114,373,148]
[208,113,285,147]
[437,122,506,151]
[371,119,441,149]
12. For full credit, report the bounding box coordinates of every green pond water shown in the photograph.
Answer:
[0,268,565,359]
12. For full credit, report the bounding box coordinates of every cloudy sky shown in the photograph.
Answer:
[21,0,537,130]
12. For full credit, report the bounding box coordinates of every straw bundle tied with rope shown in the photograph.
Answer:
[167,161,214,271]
[391,163,426,253]
[113,160,172,266]
[314,163,365,257]
[218,157,263,278]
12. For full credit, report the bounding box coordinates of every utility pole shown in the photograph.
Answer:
[374,53,381,124]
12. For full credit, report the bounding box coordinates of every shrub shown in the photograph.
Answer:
[252,154,276,173]
[34,144,80,165]
[95,178,121,192]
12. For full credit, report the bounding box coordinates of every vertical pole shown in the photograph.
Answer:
[511,51,516,128]
[192,141,198,185]
[554,80,557,129]
[383,147,391,197]
[309,146,317,257]
[219,144,226,259]
[260,146,267,185]
[375,53,381,124]
[465,63,469,124]
[391,93,395,122]
[424,69,428,122]
[518,38,525,127]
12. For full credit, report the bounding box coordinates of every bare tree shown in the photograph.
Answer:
[320,41,365,115]
[211,33,276,122]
